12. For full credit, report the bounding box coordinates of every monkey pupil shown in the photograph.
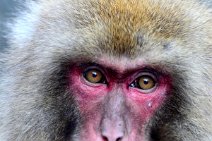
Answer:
[143,79,149,85]
[92,72,98,78]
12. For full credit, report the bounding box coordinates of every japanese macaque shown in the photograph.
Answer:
[0,0,211,141]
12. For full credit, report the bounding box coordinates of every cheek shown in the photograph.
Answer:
[126,76,172,122]
[68,68,108,111]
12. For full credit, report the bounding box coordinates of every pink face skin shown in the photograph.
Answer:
[69,57,171,141]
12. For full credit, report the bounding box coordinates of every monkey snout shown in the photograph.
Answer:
[101,119,125,141]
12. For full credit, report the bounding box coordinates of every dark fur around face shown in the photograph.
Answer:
[0,0,212,141]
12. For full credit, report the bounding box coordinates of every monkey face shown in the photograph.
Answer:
[0,0,211,141]
[68,59,172,141]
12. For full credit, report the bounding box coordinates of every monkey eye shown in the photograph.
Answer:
[130,74,157,92]
[83,69,106,84]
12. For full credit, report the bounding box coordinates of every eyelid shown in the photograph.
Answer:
[83,66,105,75]
[130,71,158,84]
[79,62,101,69]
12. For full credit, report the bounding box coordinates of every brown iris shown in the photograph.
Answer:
[83,69,104,83]
[138,75,155,90]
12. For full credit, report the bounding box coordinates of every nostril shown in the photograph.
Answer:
[101,119,125,141]
[102,135,123,141]
[116,137,122,141]
[102,136,108,141]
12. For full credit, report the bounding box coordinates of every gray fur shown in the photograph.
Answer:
[0,0,211,141]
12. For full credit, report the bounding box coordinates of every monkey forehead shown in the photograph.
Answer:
[72,0,187,56]
[31,0,210,62]
[98,55,146,72]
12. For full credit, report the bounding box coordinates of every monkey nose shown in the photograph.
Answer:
[101,130,124,141]
[102,136,123,141]
[101,120,125,141]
